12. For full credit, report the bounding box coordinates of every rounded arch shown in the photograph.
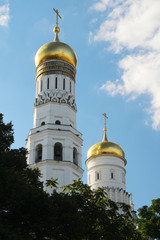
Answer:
[51,97,58,102]
[55,120,61,125]
[60,98,67,104]
[54,142,63,161]
[35,144,42,163]
[41,121,45,126]
[73,147,78,165]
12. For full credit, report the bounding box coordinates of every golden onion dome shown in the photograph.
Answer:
[35,26,77,68]
[87,115,125,159]
[87,140,125,159]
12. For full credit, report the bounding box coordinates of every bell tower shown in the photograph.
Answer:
[86,114,130,205]
[26,9,83,192]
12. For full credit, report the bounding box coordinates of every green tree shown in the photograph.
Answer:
[0,113,141,240]
[47,179,141,240]
[0,114,52,240]
[136,198,160,240]
[0,113,13,152]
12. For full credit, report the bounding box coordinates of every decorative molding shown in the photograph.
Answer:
[35,90,77,110]
[36,60,76,81]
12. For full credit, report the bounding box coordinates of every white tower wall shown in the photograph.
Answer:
[86,154,130,205]
[26,58,83,191]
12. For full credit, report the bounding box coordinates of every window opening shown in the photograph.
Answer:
[97,172,100,180]
[70,81,71,93]
[55,120,61,125]
[63,78,65,90]
[111,172,114,179]
[35,144,42,163]
[54,143,62,161]
[95,171,100,181]
[47,78,49,89]
[73,147,78,165]
[41,80,42,92]
[41,121,45,126]
[55,77,57,89]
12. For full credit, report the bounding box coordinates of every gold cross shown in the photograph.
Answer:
[53,8,62,27]
[102,113,108,131]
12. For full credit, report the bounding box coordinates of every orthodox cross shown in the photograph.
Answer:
[102,113,108,131]
[53,8,62,27]
[102,113,108,141]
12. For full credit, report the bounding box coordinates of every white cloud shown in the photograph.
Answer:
[0,3,10,27]
[101,52,160,129]
[93,0,160,52]
[89,18,98,25]
[91,0,123,12]
[91,0,160,129]
[91,0,109,12]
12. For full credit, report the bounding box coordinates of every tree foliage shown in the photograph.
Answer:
[0,113,51,240]
[136,198,160,239]
[47,179,141,240]
[0,114,13,152]
[0,113,141,240]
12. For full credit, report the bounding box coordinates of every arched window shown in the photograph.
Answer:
[55,77,57,89]
[70,81,71,93]
[41,121,45,126]
[55,120,61,125]
[73,147,78,165]
[35,144,42,163]
[54,142,63,161]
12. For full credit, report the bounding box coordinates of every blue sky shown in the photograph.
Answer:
[0,0,160,211]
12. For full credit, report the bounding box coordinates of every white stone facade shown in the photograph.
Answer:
[26,59,83,190]
[86,154,130,205]
[29,160,83,194]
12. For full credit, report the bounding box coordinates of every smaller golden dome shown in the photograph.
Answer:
[35,26,77,68]
[87,116,125,159]
[87,140,125,159]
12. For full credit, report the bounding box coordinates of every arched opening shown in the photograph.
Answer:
[55,120,61,125]
[41,121,45,126]
[73,147,78,165]
[35,144,42,163]
[54,142,63,161]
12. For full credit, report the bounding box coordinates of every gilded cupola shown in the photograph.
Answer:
[35,9,77,68]
[87,114,125,160]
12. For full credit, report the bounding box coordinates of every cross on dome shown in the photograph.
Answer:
[102,113,108,141]
[53,8,62,42]
[53,8,62,27]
